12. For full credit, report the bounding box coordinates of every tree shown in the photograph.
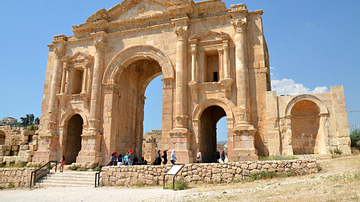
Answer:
[35,117,40,125]
[350,129,360,149]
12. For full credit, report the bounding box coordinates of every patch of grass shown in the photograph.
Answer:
[7,182,14,189]
[351,148,360,155]
[165,178,189,190]
[131,181,144,187]
[93,165,101,171]
[78,168,88,171]
[259,155,298,161]
[70,165,77,170]
[330,148,343,155]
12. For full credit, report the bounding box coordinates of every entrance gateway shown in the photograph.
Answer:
[33,0,351,166]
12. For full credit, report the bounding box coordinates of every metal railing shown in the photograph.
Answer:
[95,170,102,187]
[30,161,57,188]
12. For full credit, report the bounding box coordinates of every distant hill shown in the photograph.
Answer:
[217,141,227,145]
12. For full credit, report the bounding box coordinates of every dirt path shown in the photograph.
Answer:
[1,155,360,202]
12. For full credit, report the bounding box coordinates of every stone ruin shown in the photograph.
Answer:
[0,126,39,166]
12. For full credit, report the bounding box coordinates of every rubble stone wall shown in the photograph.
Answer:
[101,159,318,186]
[0,167,35,188]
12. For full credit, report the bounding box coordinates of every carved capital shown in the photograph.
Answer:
[190,44,197,54]
[175,26,188,40]
[54,47,66,59]
[94,40,107,53]
[232,18,247,33]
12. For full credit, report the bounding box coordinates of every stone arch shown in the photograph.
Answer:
[283,94,329,154]
[284,94,329,117]
[193,99,234,121]
[59,108,89,129]
[192,99,234,163]
[0,130,5,145]
[103,45,175,85]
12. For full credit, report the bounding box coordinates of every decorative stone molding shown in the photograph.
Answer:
[94,39,107,53]
[188,80,199,101]
[174,26,188,40]
[220,78,233,98]
[231,18,247,33]
[54,47,66,59]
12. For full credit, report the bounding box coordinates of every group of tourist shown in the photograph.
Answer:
[108,149,148,166]
[107,149,226,166]
[153,150,177,165]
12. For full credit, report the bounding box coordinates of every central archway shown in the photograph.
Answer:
[102,45,175,162]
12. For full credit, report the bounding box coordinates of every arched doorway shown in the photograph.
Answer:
[291,100,320,154]
[64,114,83,164]
[199,106,226,163]
[0,130,5,145]
[113,59,163,159]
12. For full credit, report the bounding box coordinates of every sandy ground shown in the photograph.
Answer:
[1,154,360,202]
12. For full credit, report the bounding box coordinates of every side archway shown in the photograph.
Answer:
[193,99,234,162]
[283,94,329,154]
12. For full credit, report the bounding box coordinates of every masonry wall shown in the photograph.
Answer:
[0,167,35,188]
[101,159,318,186]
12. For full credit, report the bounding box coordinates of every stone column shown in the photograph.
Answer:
[220,39,233,98]
[77,31,107,164]
[48,46,66,117]
[33,35,67,163]
[81,67,88,93]
[229,5,258,161]
[88,32,107,133]
[232,18,250,124]
[60,65,68,94]
[173,26,189,129]
[189,43,199,100]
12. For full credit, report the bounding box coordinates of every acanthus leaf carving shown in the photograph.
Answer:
[231,18,247,33]
[54,47,66,59]
[95,39,107,53]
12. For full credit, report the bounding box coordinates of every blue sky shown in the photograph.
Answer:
[0,1,359,141]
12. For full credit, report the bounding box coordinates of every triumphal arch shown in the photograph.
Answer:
[33,0,351,165]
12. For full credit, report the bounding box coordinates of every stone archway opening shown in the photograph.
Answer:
[199,105,226,163]
[0,130,5,145]
[114,59,163,160]
[64,114,83,164]
[291,100,320,154]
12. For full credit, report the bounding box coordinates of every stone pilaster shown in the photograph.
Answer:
[76,31,107,164]
[189,42,199,101]
[220,38,233,98]
[173,25,189,129]
[230,4,258,161]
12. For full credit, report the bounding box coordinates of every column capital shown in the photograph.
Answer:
[94,39,107,53]
[231,18,247,34]
[54,47,66,59]
[190,44,197,54]
[175,26,189,40]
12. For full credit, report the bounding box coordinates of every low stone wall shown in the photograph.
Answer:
[0,167,35,188]
[101,159,318,186]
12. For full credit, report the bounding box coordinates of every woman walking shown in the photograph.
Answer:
[170,150,177,164]
[162,150,167,165]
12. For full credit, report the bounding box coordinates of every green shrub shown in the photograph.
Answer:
[70,165,77,170]
[131,181,144,187]
[330,148,343,155]
[78,168,88,171]
[93,165,101,171]
[350,129,360,149]
[165,178,189,190]
[7,182,14,189]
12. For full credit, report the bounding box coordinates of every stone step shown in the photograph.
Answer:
[36,171,97,187]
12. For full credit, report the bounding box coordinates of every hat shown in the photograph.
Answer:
[112,151,117,155]
[129,149,133,154]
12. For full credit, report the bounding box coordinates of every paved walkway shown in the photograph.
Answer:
[0,186,190,202]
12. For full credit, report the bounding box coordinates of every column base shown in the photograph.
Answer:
[168,128,195,163]
[230,123,258,162]
[230,148,258,161]
[32,134,59,163]
[76,133,102,165]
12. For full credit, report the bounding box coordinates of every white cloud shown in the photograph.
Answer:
[270,66,275,70]
[271,78,328,96]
